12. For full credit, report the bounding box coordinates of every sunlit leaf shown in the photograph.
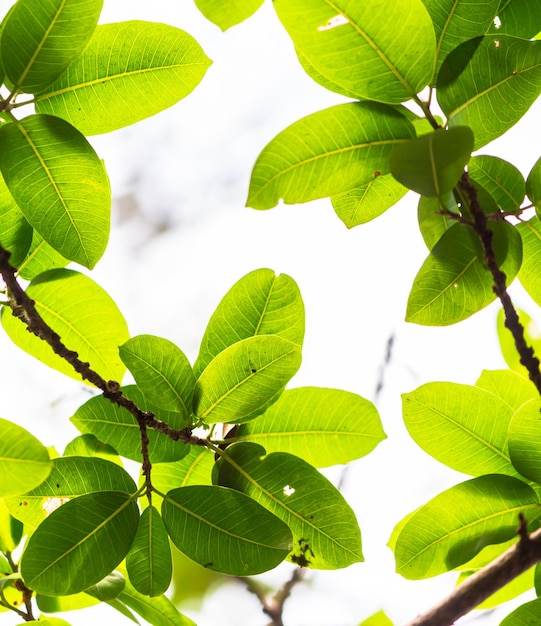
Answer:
[194,0,264,30]
[402,382,518,476]
[508,398,541,483]
[1,269,129,382]
[393,474,541,579]
[63,434,121,465]
[406,221,522,325]
[518,219,541,306]
[438,36,541,149]
[162,485,292,575]
[194,335,302,424]
[0,175,32,268]
[152,447,214,494]
[499,598,541,625]
[489,0,541,38]
[1,0,102,93]
[468,155,525,212]
[21,491,139,595]
[16,231,69,281]
[194,268,305,378]
[390,127,474,197]
[273,0,435,103]
[497,307,541,375]
[475,369,537,411]
[35,22,212,135]
[358,610,394,626]
[331,174,408,228]
[247,102,415,210]
[71,385,190,463]
[457,563,534,609]
[417,192,457,250]
[526,156,541,209]
[37,591,100,614]
[0,417,51,497]
[235,387,385,467]
[0,499,23,553]
[216,442,363,569]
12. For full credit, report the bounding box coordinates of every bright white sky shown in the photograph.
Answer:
[0,2,540,625]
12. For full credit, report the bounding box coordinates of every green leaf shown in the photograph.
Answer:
[5,456,136,529]
[216,442,363,569]
[71,385,190,463]
[1,0,102,93]
[120,335,195,420]
[476,369,537,411]
[0,115,110,268]
[273,0,435,103]
[247,102,416,210]
[518,219,541,306]
[1,269,129,382]
[331,174,408,228]
[417,192,457,250]
[500,598,541,625]
[0,417,51,497]
[27,619,71,626]
[17,231,69,281]
[296,48,365,100]
[194,0,264,30]
[162,484,292,575]
[126,507,172,597]
[508,398,541,483]
[497,307,541,375]
[421,0,500,82]
[84,570,126,601]
[526,156,541,209]
[468,155,525,212]
[152,447,214,493]
[490,0,541,38]
[393,474,541,579]
[37,592,99,614]
[0,500,23,553]
[390,127,474,197]
[194,335,302,424]
[0,176,32,268]
[402,382,518,476]
[63,434,121,465]
[235,387,385,467]
[34,22,212,135]
[194,268,305,377]
[358,610,394,626]
[438,36,541,149]
[21,491,139,595]
[406,221,522,325]
[118,574,196,626]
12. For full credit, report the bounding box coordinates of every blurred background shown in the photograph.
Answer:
[0,1,540,624]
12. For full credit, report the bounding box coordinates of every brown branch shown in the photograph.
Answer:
[405,523,541,626]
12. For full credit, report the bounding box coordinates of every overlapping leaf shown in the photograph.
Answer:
[21,491,139,595]
[1,269,129,382]
[17,231,69,280]
[402,382,517,476]
[247,102,416,210]
[273,0,435,102]
[162,485,292,575]
[235,387,385,467]
[34,22,212,135]
[194,268,305,377]
[194,0,264,30]
[475,369,537,411]
[193,335,302,424]
[468,155,525,211]
[518,219,541,306]
[508,398,541,483]
[1,0,102,93]
[393,474,541,579]
[71,385,190,463]
[216,442,363,569]
[0,174,32,268]
[120,335,195,420]
[151,447,214,494]
[0,115,111,268]
[438,36,541,148]
[417,192,457,250]
[406,221,522,325]
[0,500,22,553]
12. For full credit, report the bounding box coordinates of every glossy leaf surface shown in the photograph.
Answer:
[194,0,264,30]
[508,398,541,483]
[194,268,305,377]
[235,387,385,467]
[331,174,408,228]
[0,115,110,268]
[518,219,541,306]
[247,102,415,210]
[6,456,136,528]
[438,36,541,149]
[71,385,190,463]
[273,0,435,103]
[0,418,51,497]
[126,506,172,597]
[1,269,129,382]
[406,221,522,325]
[162,485,292,575]
[394,475,541,579]
[1,0,102,93]
[194,335,302,424]
[468,155,525,212]
[217,442,363,569]
[120,335,195,420]
[390,127,474,197]
[21,491,139,595]
[35,22,212,135]
[402,382,517,476]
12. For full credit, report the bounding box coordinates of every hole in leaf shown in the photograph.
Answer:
[41,496,70,516]
[493,16,501,29]
[283,485,295,496]
[317,14,348,31]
